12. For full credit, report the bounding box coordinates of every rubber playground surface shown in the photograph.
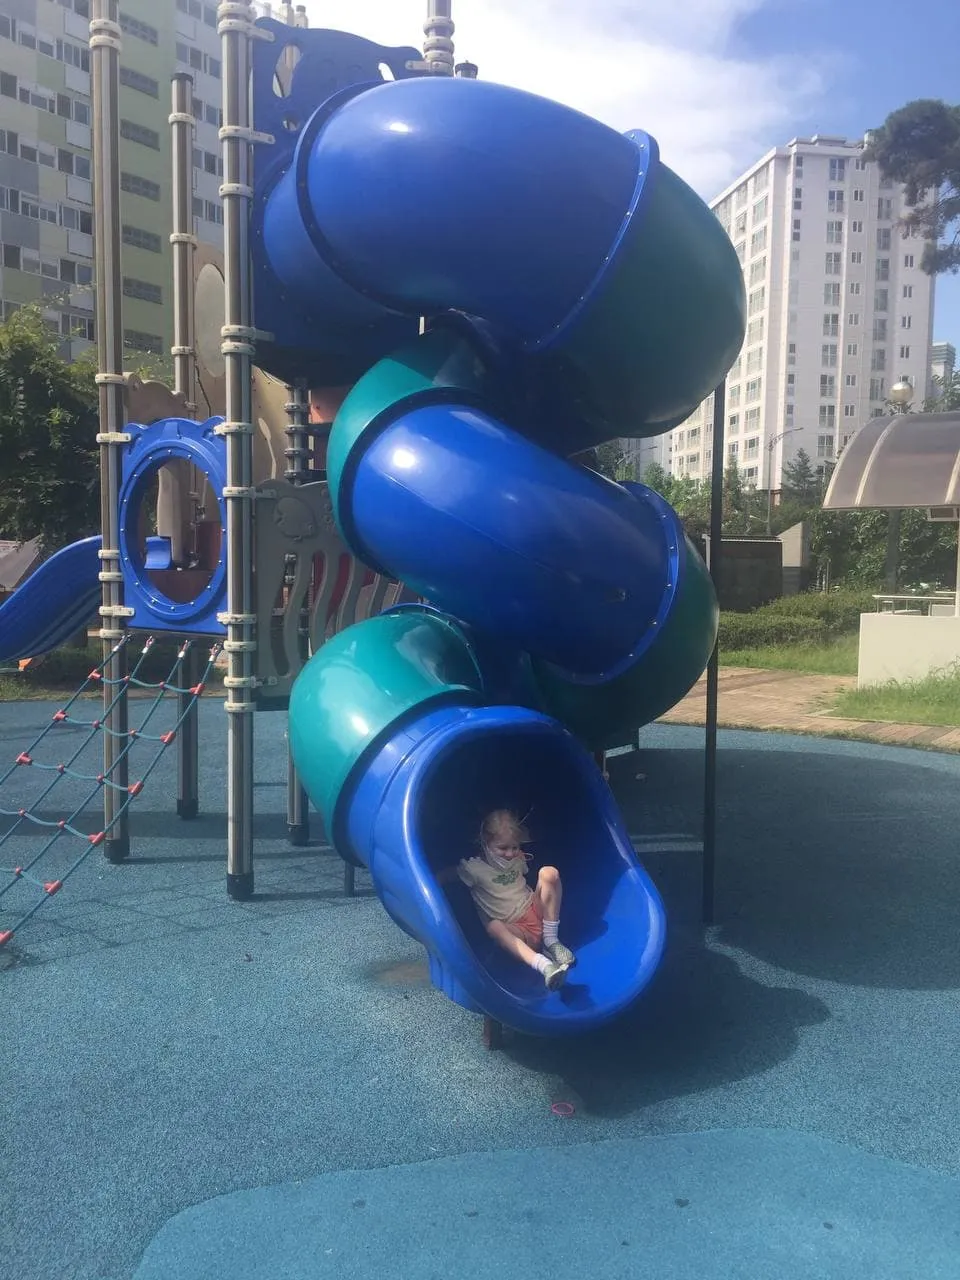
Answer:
[3,699,960,1279]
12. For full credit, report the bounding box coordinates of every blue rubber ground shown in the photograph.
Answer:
[2,699,960,1279]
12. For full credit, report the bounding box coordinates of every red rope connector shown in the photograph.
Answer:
[96,773,105,785]
[13,866,22,877]
[128,729,138,739]
[160,730,176,745]
[43,880,62,896]
[15,752,32,766]
[17,808,25,818]
[92,719,101,730]
[57,820,66,829]
[128,780,144,796]
[190,683,205,696]
[0,930,13,946]
[89,831,105,847]
[88,670,101,681]
[57,763,66,774]
[53,710,67,722]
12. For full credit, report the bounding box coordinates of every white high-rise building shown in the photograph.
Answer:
[669,135,936,490]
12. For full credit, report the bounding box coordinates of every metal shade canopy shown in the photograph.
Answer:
[823,411,960,510]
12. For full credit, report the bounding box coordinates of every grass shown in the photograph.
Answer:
[721,634,859,676]
[831,669,960,728]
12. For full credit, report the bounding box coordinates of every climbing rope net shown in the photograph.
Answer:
[0,635,221,947]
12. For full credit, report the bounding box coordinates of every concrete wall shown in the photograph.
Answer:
[858,613,960,687]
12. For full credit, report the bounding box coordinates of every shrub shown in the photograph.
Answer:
[719,612,828,650]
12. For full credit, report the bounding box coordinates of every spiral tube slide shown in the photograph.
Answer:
[278,76,745,1035]
[0,537,101,664]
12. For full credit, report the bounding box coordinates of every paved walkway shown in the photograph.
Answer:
[659,666,960,753]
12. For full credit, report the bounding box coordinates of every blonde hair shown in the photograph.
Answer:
[480,808,530,849]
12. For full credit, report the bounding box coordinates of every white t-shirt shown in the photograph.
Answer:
[457,855,534,923]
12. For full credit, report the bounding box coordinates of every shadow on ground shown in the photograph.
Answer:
[609,741,960,991]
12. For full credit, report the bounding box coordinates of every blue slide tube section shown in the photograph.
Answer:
[0,537,101,663]
[265,77,640,340]
[343,402,683,681]
[343,703,666,1037]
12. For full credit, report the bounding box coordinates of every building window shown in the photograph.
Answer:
[124,329,163,355]
[845,373,857,387]
[746,348,763,374]
[826,220,844,244]
[734,241,745,263]
[752,195,768,224]
[119,12,159,45]
[787,343,797,365]
[822,313,839,337]
[785,403,795,423]
[745,377,762,402]
[119,66,159,98]
[901,314,912,330]
[753,167,769,194]
[899,345,911,359]
[876,258,890,282]
[122,276,163,304]
[851,220,863,233]
[825,252,842,274]
[871,348,886,372]
[853,188,864,202]
[749,257,766,285]
[904,254,915,268]
[844,404,857,418]
[829,158,846,181]
[855,157,866,171]
[728,441,739,458]
[728,384,741,407]
[877,197,893,220]
[792,219,801,242]
[122,224,162,254]
[850,250,862,265]
[872,319,888,342]
[793,186,802,211]
[746,317,764,343]
[745,408,761,429]
[902,284,913,299]
[120,171,161,201]
[744,437,760,459]
[817,430,835,454]
[847,342,858,356]
[876,227,891,251]
[827,189,844,213]
[821,343,838,367]
[120,119,160,150]
[824,282,841,306]
[820,374,836,397]
[874,288,888,312]
[869,376,885,401]
[750,227,767,255]
[735,185,747,209]
[728,413,740,434]
[849,311,862,326]
[748,286,765,316]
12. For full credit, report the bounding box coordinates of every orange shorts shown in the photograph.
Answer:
[510,896,543,948]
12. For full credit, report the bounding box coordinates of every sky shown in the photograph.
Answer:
[300,0,960,351]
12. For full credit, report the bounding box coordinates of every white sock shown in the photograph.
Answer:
[532,954,551,974]
[542,919,559,947]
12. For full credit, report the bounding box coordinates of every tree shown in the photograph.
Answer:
[590,439,636,483]
[924,370,960,411]
[781,448,819,503]
[864,99,960,276]
[0,308,100,550]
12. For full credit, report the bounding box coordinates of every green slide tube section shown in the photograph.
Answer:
[532,537,718,750]
[538,158,746,443]
[288,607,486,836]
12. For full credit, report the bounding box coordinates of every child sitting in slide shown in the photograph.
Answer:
[455,808,576,991]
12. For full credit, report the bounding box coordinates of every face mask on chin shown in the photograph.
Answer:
[482,843,517,871]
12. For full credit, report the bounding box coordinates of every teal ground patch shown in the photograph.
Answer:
[135,1128,960,1280]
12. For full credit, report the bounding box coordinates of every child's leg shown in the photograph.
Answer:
[535,867,576,966]
[485,918,542,967]
[535,866,562,921]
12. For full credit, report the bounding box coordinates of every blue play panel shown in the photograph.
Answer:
[3,704,960,1279]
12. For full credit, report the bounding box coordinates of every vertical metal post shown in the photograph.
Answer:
[90,0,129,863]
[170,72,201,820]
[702,383,726,926]
[285,378,310,846]
[218,1,257,899]
[423,0,455,75]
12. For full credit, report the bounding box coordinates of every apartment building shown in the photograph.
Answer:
[930,340,956,393]
[670,135,936,490]
[0,0,225,366]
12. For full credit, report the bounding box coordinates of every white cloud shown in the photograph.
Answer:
[285,0,831,197]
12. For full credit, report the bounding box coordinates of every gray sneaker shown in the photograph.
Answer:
[543,959,570,992]
[545,941,577,969]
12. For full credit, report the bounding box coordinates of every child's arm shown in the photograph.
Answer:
[435,861,467,886]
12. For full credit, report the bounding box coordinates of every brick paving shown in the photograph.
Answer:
[658,666,960,753]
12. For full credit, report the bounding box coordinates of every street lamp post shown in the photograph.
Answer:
[765,428,800,536]
[884,380,914,592]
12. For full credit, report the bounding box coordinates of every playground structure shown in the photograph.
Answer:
[0,1,745,1036]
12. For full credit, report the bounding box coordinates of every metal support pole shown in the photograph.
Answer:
[285,379,310,845]
[423,0,455,75]
[170,72,201,820]
[219,1,257,899]
[702,383,726,927]
[90,0,129,863]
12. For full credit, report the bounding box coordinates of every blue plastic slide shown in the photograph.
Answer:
[0,537,101,664]
[268,74,745,1035]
